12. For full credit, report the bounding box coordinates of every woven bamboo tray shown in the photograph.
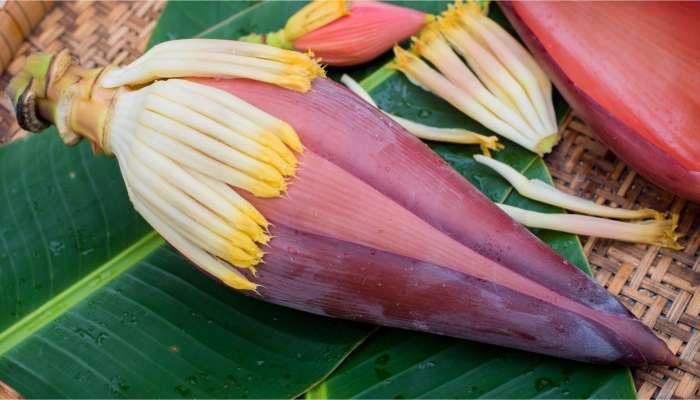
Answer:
[1,2,699,399]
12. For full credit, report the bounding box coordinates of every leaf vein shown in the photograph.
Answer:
[104,279,243,367]
[49,138,84,278]
[1,145,36,314]
[33,334,114,390]
[2,352,71,398]
[195,1,266,38]
[78,146,112,258]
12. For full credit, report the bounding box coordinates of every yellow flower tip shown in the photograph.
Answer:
[254,165,285,187]
[268,161,294,179]
[435,15,459,38]
[391,45,420,71]
[280,151,299,169]
[235,217,266,239]
[439,3,458,22]
[275,75,312,93]
[424,14,436,24]
[302,50,327,78]
[280,162,297,178]
[658,213,684,250]
[534,133,560,155]
[283,52,325,80]
[232,254,263,271]
[248,265,258,277]
[222,272,258,291]
[413,24,441,54]
[243,206,268,228]
[258,174,287,193]
[453,0,484,18]
[312,62,327,78]
[278,123,304,153]
[478,135,504,156]
[642,209,664,221]
[229,243,261,263]
[251,182,282,198]
[255,232,272,245]
[284,0,350,41]
[244,245,265,262]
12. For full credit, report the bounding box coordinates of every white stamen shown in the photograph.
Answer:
[414,31,539,141]
[460,13,555,134]
[149,82,292,175]
[475,155,660,219]
[499,204,681,249]
[479,17,557,130]
[101,39,322,92]
[440,22,547,137]
[171,79,302,152]
[340,74,501,154]
[392,48,537,151]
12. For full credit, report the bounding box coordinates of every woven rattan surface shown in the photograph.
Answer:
[0,0,164,143]
[1,2,699,399]
[548,116,700,399]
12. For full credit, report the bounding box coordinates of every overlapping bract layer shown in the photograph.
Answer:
[207,77,677,366]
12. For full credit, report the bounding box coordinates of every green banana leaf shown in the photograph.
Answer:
[0,1,636,398]
[0,130,372,399]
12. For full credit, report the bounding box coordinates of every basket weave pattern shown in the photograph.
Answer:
[549,115,700,399]
[0,1,164,142]
[1,2,699,399]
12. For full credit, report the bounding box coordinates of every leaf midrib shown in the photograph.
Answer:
[0,0,266,359]
[0,231,163,356]
[0,0,350,376]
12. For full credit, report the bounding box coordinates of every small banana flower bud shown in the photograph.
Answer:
[242,1,430,66]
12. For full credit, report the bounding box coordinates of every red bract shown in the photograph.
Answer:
[500,2,700,202]
[293,2,428,66]
[201,77,677,366]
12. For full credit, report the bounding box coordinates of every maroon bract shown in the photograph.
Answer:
[500,2,700,202]
[204,77,678,366]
